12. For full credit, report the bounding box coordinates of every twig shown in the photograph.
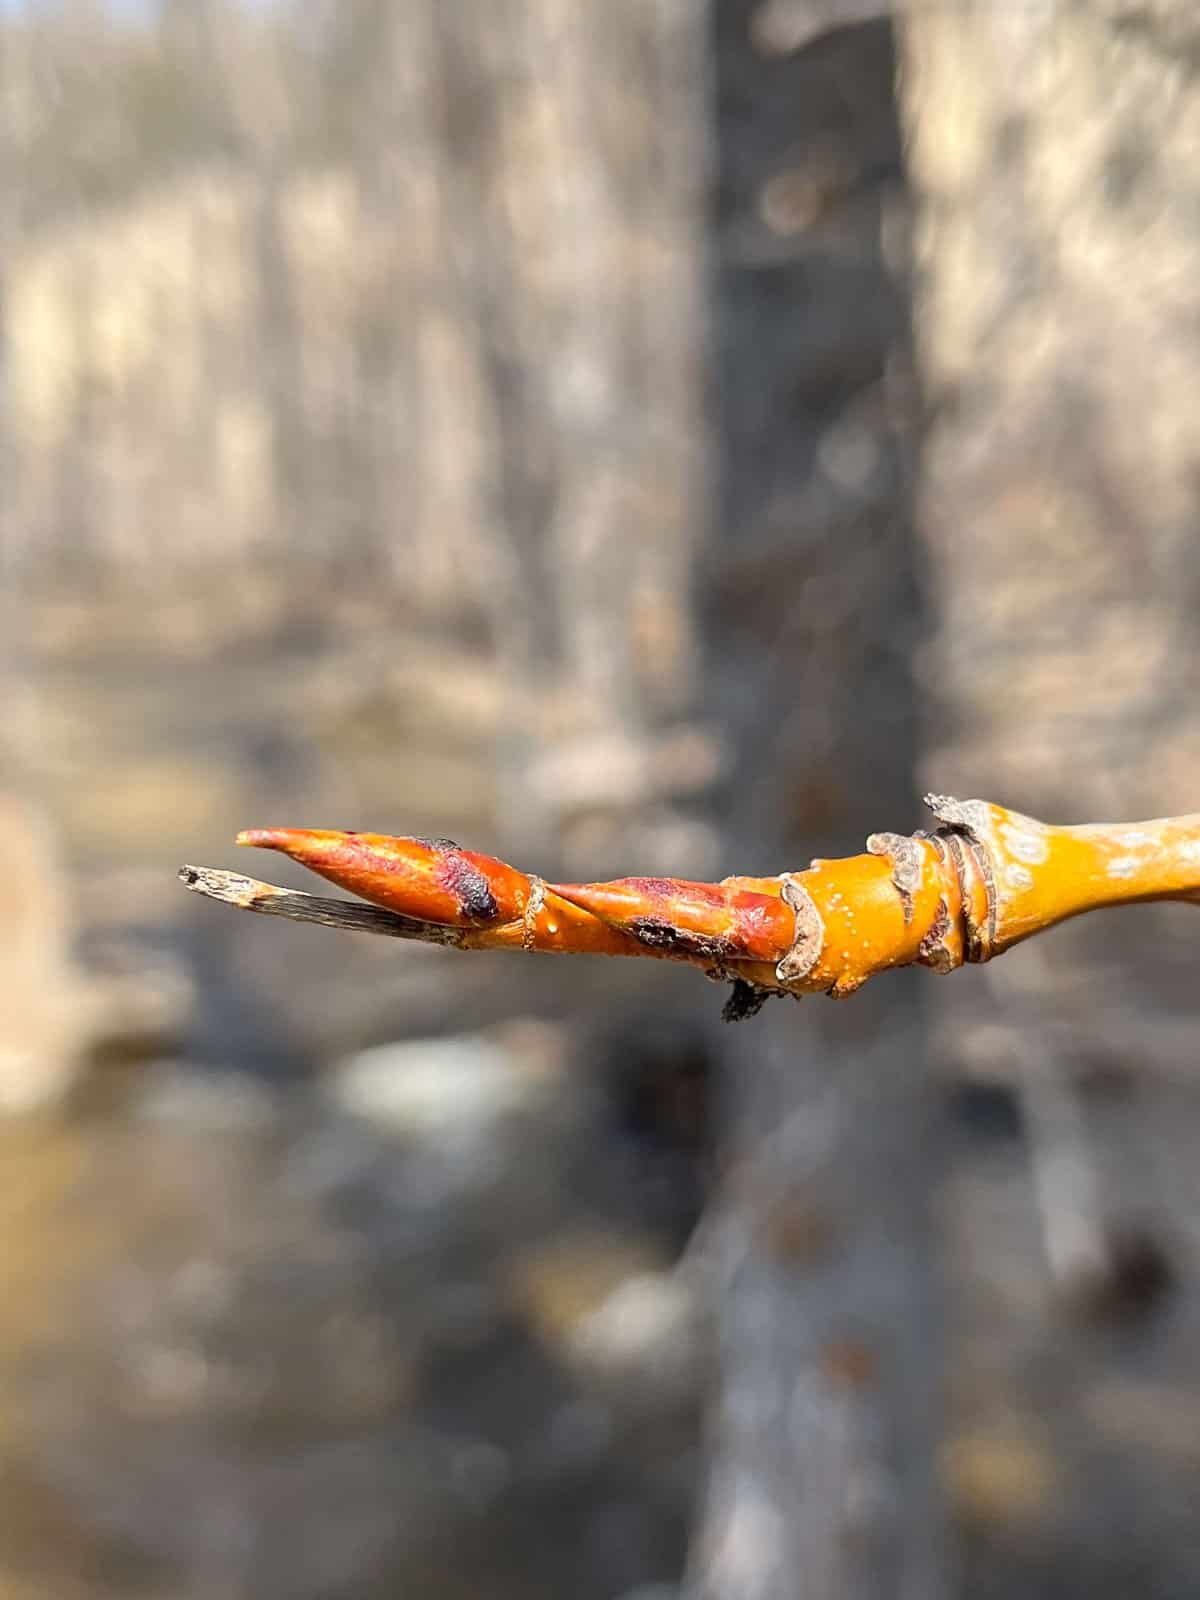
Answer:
[180,796,1200,1019]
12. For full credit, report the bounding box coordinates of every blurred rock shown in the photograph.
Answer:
[0,795,97,1112]
[132,1063,280,1132]
[507,1235,703,1412]
[569,1269,703,1409]
[322,1023,586,1235]
[507,1231,670,1349]
[80,937,196,1068]
[1055,1222,1175,1329]
[326,1025,565,1145]
[0,796,195,1114]
[942,1423,1060,1530]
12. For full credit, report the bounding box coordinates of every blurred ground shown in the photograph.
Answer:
[0,605,712,1599]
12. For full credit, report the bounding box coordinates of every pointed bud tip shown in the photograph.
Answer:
[236,828,279,849]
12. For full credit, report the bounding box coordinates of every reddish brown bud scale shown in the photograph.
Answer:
[550,876,794,965]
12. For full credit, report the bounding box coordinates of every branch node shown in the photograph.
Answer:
[924,793,998,960]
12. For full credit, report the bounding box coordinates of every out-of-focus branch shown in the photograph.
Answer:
[181,796,1200,1019]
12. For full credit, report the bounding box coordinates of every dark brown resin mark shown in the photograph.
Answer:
[626,915,732,963]
[721,977,774,1023]
[437,851,501,923]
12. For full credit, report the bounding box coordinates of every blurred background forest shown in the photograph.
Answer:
[3,2,1200,1597]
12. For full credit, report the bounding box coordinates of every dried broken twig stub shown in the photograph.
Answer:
[180,798,1200,1020]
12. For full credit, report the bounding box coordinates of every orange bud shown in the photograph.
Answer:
[236,828,529,927]
[551,875,795,966]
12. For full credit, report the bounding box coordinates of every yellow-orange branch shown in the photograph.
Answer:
[180,796,1200,1021]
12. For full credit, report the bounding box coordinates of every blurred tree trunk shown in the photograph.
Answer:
[0,18,34,779]
[898,2,1200,1589]
[688,12,945,1599]
[428,0,709,868]
[899,0,1200,835]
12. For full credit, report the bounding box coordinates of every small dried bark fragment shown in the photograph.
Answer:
[775,874,825,991]
[924,794,989,835]
[866,830,925,925]
[523,875,546,951]
[917,895,955,973]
